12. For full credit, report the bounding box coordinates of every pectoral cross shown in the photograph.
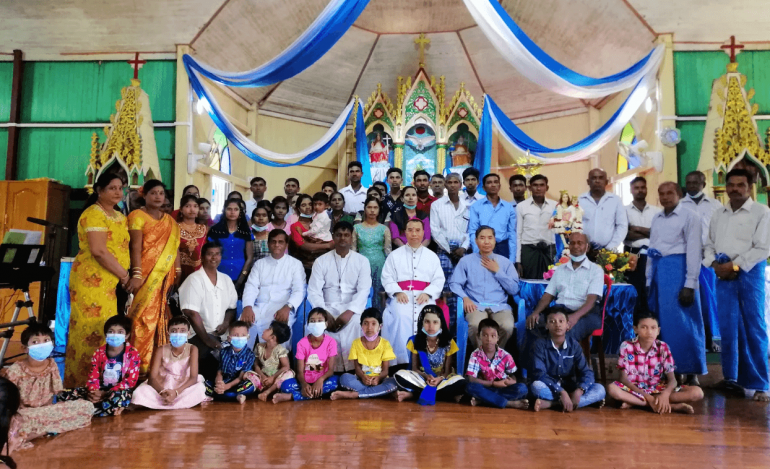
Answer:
[721,36,744,63]
[415,33,430,68]
[127,52,146,79]
[406,283,414,291]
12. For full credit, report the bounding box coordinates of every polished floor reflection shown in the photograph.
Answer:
[12,390,770,468]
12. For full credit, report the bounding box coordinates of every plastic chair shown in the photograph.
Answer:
[456,297,468,375]
[580,274,612,382]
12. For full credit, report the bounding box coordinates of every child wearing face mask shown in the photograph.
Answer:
[272,308,339,404]
[301,192,333,242]
[58,315,141,416]
[204,321,257,404]
[394,305,466,406]
[131,317,206,409]
[251,206,272,261]
[0,322,94,452]
[330,308,398,400]
[243,321,295,402]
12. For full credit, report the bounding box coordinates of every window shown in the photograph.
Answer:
[209,129,231,175]
[616,123,639,175]
[210,176,232,217]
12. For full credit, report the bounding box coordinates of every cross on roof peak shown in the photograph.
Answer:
[415,33,430,69]
[721,36,744,64]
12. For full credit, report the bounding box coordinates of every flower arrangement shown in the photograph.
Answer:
[594,249,637,283]
[542,248,638,282]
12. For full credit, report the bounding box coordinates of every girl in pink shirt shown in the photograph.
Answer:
[272,308,339,403]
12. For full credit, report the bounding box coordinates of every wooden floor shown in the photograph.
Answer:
[10,390,770,469]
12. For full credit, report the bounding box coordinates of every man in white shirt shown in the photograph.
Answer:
[241,230,306,350]
[525,232,604,343]
[245,176,267,220]
[339,161,368,213]
[623,176,661,309]
[180,242,238,380]
[680,170,723,351]
[307,221,372,371]
[703,169,770,401]
[461,167,485,207]
[430,173,470,324]
[578,168,628,251]
[515,174,557,279]
[381,218,445,364]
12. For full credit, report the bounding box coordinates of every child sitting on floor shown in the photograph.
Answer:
[131,316,206,410]
[608,311,704,414]
[331,308,398,400]
[272,308,339,403]
[205,321,257,404]
[0,322,93,452]
[301,192,332,242]
[465,318,529,409]
[394,305,466,405]
[243,321,295,402]
[530,306,606,412]
[58,315,141,417]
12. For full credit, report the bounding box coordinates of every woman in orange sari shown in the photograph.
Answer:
[125,180,181,374]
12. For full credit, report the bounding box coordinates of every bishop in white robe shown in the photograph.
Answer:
[381,218,445,364]
[241,230,305,350]
[307,222,372,372]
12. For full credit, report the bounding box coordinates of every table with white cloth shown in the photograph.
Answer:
[514,279,638,355]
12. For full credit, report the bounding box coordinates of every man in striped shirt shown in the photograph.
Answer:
[430,173,470,328]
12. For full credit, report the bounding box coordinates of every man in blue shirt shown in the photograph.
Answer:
[450,225,520,349]
[468,173,517,262]
[529,306,606,412]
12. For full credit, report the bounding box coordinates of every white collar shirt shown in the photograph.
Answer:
[578,191,628,250]
[242,254,306,310]
[703,198,770,272]
[680,194,722,246]
[624,202,662,248]
[516,197,558,261]
[339,185,369,213]
[544,258,604,311]
[179,269,238,336]
[430,195,470,253]
[307,250,372,314]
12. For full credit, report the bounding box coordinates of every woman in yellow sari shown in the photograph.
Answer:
[65,172,131,387]
[125,180,181,374]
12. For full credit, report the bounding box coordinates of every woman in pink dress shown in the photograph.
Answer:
[131,317,206,410]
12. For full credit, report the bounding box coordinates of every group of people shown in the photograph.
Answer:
[0,161,768,458]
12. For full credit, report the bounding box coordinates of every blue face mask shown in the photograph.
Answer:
[230,336,248,349]
[300,213,313,219]
[252,224,268,232]
[307,322,326,337]
[28,341,54,361]
[105,333,126,348]
[169,333,188,348]
[570,253,587,262]
[403,204,417,210]
[422,327,442,338]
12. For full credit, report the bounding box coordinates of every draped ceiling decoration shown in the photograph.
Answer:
[183,0,662,169]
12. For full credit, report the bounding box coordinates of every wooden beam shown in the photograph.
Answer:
[5,49,22,180]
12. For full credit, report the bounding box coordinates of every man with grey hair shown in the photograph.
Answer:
[578,168,628,251]
[525,231,604,342]
[430,172,470,326]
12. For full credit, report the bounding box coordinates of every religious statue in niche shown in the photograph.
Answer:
[548,190,583,247]
[404,124,437,185]
[367,124,394,182]
[448,124,476,171]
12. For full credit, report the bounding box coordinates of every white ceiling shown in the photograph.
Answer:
[1,0,766,123]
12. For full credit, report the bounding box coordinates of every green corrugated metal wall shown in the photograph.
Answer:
[0,60,176,189]
[674,51,770,185]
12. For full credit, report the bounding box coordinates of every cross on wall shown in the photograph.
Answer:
[721,36,744,63]
[127,52,147,79]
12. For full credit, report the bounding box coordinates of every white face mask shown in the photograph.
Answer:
[689,191,703,199]
[570,253,587,263]
[307,322,326,337]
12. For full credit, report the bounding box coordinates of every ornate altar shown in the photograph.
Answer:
[697,58,770,205]
[361,34,482,185]
[84,78,162,190]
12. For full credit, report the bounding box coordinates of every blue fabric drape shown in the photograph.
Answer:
[473,98,494,194]
[699,266,720,340]
[517,281,637,354]
[54,259,73,379]
[484,0,656,87]
[356,102,373,188]
[183,0,370,87]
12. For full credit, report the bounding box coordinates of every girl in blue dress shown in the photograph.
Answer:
[207,198,254,295]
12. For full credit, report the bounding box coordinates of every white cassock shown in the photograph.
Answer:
[307,250,372,372]
[381,245,445,364]
[242,254,306,350]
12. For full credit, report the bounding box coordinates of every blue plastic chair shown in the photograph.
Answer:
[456,298,468,375]
[291,296,310,352]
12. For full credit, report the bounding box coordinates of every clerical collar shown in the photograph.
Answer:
[334,250,350,259]
[407,245,422,253]
[269,253,285,262]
